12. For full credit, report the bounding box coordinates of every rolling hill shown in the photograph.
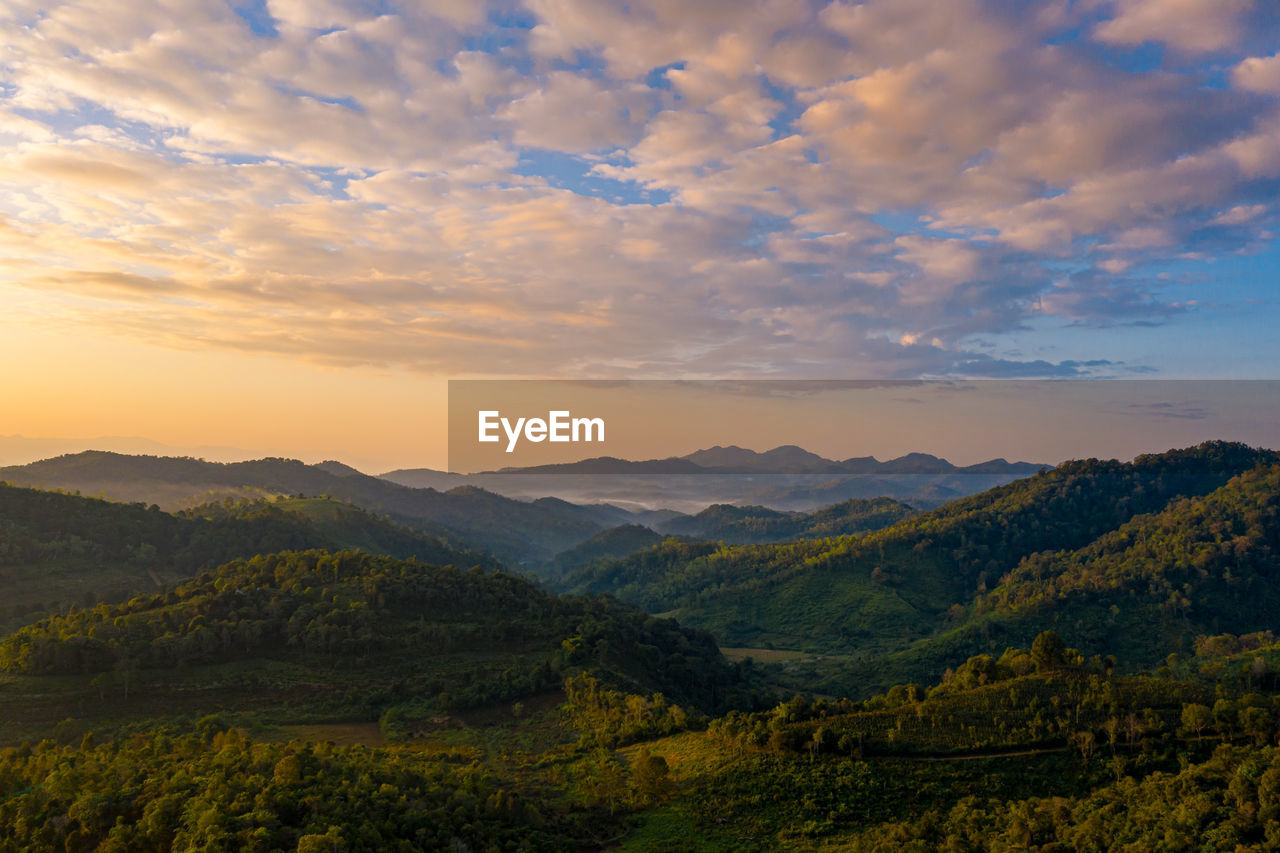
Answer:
[0,548,759,745]
[855,458,1280,689]
[0,484,496,631]
[655,497,916,543]
[541,498,917,578]
[547,524,668,577]
[0,451,632,564]
[560,442,1280,694]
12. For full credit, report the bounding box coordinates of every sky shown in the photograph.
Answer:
[1,0,1279,470]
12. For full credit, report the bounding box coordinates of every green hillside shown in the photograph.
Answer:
[610,630,1280,851]
[0,485,495,631]
[659,498,916,544]
[547,523,667,577]
[0,549,757,746]
[545,498,916,580]
[562,442,1279,692]
[852,460,1280,690]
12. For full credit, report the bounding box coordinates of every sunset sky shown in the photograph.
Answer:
[2,1,1279,471]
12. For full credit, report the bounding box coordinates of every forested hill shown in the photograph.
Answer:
[0,484,496,629]
[561,442,1279,692]
[547,523,667,577]
[876,458,1280,680]
[0,549,757,739]
[656,497,916,544]
[543,498,918,577]
[0,451,630,563]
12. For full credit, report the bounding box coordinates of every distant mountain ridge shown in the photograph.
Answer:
[476,444,1047,475]
[0,451,628,564]
[0,447,1046,571]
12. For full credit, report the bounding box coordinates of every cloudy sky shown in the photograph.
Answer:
[2,0,1278,468]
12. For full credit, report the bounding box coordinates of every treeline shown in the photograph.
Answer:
[0,549,758,720]
[706,632,1280,760]
[563,673,697,747]
[849,744,1280,851]
[0,730,597,852]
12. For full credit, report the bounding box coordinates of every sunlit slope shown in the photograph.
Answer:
[562,442,1278,683]
[853,460,1280,690]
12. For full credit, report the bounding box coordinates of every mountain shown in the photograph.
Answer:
[655,497,916,544]
[547,524,668,577]
[683,444,835,472]
[379,467,475,490]
[0,484,495,631]
[859,459,1280,689]
[559,441,1280,694]
[379,446,1045,513]
[311,460,365,477]
[495,456,707,474]
[0,549,757,744]
[876,452,955,473]
[480,445,1045,476]
[0,451,621,564]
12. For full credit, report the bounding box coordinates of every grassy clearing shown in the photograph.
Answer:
[719,647,812,663]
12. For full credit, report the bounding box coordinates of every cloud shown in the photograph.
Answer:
[1234,54,1280,93]
[1093,0,1255,53]
[1039,270,1188,324]
[0,0,1276,380]
[498,72,649,153]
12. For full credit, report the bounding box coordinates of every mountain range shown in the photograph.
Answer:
[0,448,937,571]
[385,444,1046,479]
[378,446,1046,513]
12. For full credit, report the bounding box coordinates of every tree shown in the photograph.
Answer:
[297,826,347,853]
[1073,730,1096,762]
[1241,707,1272,746]
[808,726,828,762]
[1213,698,1238,742]
[1181,703,1212,740]
[630,748,675,805]
[114,655,139,701]
[1102,716,1122,754]
[1031,631,1066,672]
[581,749,627,815]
